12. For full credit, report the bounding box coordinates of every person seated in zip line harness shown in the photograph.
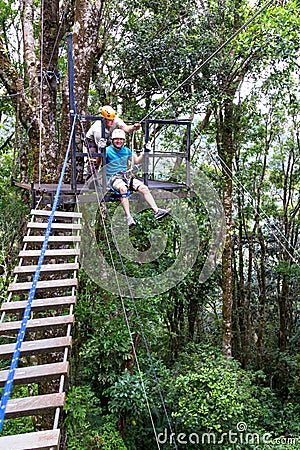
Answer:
[86,105,140,175]
[107,128,171,227]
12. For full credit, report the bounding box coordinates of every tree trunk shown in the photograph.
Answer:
[0,35,40,181]
[37,0,60,182]
[277,147,296,352]
[217,99,234,358]
[60,0,104,183]
[232,189,252,368]
[22,0,39,103]
[1,0,104,185]
[256,228,267,369]
[222,180,233,357]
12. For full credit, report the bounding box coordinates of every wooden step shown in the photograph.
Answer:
[14,263,79,274]
[27,222,81,230]
[0,429,60,450]
[18,249,80,258]
[0,336,72,358]
[5,393,65,418]
[31,209,82,218]
[0,362,69,387]
[23,235,81,243]
[0,315,74,334]
[8,278,77,293]
[1,296,76,313]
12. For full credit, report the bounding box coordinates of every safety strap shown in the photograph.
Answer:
[109,173,134,198]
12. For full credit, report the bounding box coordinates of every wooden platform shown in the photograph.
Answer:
[0,208,81,449]
[0,429,60,450]
[13,179,189,194]
[12,178,192,207]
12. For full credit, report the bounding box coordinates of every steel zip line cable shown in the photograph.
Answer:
[139,0,275,122]
[197,130,300,264]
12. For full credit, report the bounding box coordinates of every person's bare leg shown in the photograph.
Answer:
[117,183,136,226]
[137,184,158,213]
[136,183,171,220]
[120,196,131,218]
[113,181,131,217]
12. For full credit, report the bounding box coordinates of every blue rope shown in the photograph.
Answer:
[0,116,77,432]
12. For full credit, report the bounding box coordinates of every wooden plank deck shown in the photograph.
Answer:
[23,235,81,243]
[31,209,82,218]
[27,222,82,230]
[8,278,78,292]
[1,296,76,313]
[0,362,69,387]
[0,429,60,450]
[14,263,79,274]
[0,336,72,358]
[0,315,74,334]
[18,249,80,257]
[5,393,65,418]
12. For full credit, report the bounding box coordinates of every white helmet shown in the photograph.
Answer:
[111,128,126,140]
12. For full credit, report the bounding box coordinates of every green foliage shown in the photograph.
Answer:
[75,276,134,386]
[96,416,128,450]
[0,0,19,30]
[1,416,34,437]
[1,387,35,436]
[237,1,300,74]
[64,391,128,449]
[165,345,279,434]
[105,370,148,418]
[64,385,103,449]
[0,146,29,294]
[2,0,300,446]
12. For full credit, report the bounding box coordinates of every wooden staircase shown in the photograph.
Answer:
[0,209,82,449]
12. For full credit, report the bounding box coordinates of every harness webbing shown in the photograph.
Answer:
[109,172,134,197]
[0,116,77,432]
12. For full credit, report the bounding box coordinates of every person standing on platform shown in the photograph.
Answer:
[86,105,140,175]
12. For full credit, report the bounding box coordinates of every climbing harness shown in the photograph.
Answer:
[109,164,142,197]
[109,173,132,197]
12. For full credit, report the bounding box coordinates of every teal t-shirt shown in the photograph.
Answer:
[105,144,132,177]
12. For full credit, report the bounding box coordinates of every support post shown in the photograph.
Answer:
[144,120,150,186]
[31,182,36,209]
[186,122,191,187]
[67,33,77,192]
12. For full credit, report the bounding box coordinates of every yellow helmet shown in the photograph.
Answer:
[100,105,116,120]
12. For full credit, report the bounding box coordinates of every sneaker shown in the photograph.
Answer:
[154,208,171,220]
[127,216,136,227]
